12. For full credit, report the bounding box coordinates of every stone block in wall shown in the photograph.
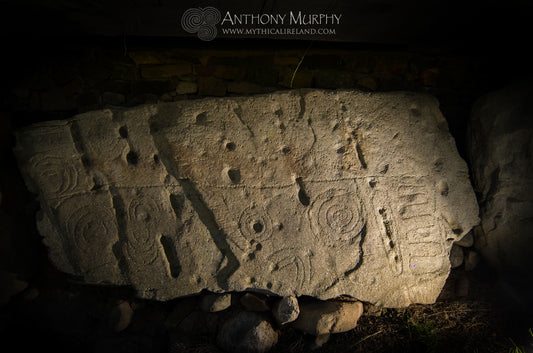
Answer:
[314,70,354,89]
[245,66,279,87]
[176,81,198,95]
[140,63,192,79]
[226,81,274,95]
[129,51,172,65]
[212,65,246,81]
[300,55,345,70]
[279,68,313,88]
[198,77,226,96]
[132,80,175,96]
[15,89,478,307]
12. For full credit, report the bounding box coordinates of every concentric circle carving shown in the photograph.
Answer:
[239,206,273,242]
[309,188,365,242]
[65,204,117,251]
[267,248,311,293]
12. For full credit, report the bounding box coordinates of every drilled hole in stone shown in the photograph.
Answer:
[248,253,256,260]
[227,168,241,183]
[195,112,208,125]
[225,142,236,151]
[298,189,310,206]
[127,151,139,165]
[281,146,291,154]
[153,154,160,163]
[253,221,264,233]
[266,282,273,289]
[336,146,345,154]
[255,243,262,251]
[118,126,128,138]
[369,180,377,188]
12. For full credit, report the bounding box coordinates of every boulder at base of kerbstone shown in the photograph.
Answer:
[469,83,533,277]
[200,293,232,312]
[291,299,364,336]
[273,296,300,325]
[15,89,479,307]
[216,311,278,353]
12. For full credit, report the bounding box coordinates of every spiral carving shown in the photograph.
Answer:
[309,188,365,242]
[29,155,79,195]
[126,195,161,265]
[65,203,117,252]
[180,7,220,41]
[125,224,159,266]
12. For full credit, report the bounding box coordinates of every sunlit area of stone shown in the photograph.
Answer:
[15,89,479,308]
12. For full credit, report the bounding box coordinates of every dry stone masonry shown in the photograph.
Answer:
[15,89,479,307]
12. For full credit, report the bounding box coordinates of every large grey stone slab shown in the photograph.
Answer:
[15,89,479,307]
[469,83,533,275]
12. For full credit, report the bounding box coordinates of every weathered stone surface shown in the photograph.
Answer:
[217,312,278,353]
[15,89,478,307]
[454,231,474,247]
[449,244,464,268]
[108,300,134,332]
[200,293,232,312]
[469,83,533,276]
[291,300,364,336]
[273,296,300,325]
[464,251,480,272]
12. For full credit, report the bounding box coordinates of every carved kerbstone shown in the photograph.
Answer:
[15,90,479,307]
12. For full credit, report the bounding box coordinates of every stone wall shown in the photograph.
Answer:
[3,40,495,156]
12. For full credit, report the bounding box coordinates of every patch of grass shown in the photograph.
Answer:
[406,310,439,353]
[508,338,525,353]
[290,42,313,88]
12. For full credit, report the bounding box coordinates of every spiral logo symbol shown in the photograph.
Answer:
[181,7,221,41]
